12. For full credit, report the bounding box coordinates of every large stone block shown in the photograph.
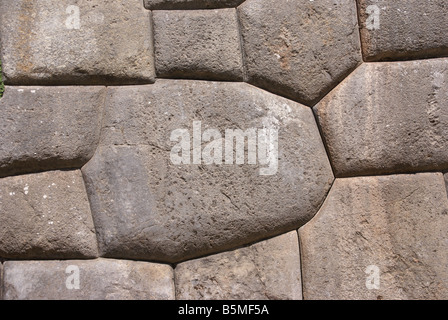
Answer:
[3,259,174,300]
[153,9,244,81]
[144,0,245,10]
[299,173,448,300]
[238,0,362,106]
[0,86,105,177]
[315,59,448,177]
[82,80,334,263]
[175,231,302,300]
[0,0,155,85]
[357,0,448,61]
[0,170,98,259]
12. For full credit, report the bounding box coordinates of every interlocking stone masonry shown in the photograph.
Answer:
[144,0,245,10]
[0,0,155,85]
[0,86,105,178]
[1,0,446,302]
[299,173,448,300]
[238,0,362,105]
[0,170,98,259]
[175,231,302,300]
[82,80,334,263]
[3,259,175,300]
[153,9,244,81]
[357,0,448,61]
[315,59,448,177]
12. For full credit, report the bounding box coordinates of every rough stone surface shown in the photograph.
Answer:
[82,80,334,263]
[299,173,448,300]
[358,0,448,61]
[144,0,245,10]
[3,258,174,300]
[153,9,244,81]
[315,59,448,177]
[0,86,105,178]
[0,170,98,259]
[175,231,302,300]
[238,0,362,106]
[0,0,155,85]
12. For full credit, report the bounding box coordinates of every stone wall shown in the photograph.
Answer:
[0,0,447,300]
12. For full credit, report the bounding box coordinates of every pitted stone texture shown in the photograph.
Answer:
[0,170,98,259]
[83,80,334,263]
[153,9,244,81]
[315,59,448,177]
[0,0,155,85]
[144,0,245,10]
[3,259,174,300]
[0,86,105,178]
[358,0,448,61]
[299,173,448,300]
[175,231,302,300]
[238,0,362,106]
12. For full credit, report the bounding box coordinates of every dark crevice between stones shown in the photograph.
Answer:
[143,0,247,11]
[80,163,104,264]
[295,175,338,301]
[0,60,4,98]
[170,225,308,268]
[97,224,298,265]
[0,160,90,180]
[334,167,448,180]
[298,173,337,233]
[173,266,179,300]
[149,10,157,81]
[296,230,305,301]
[364,48,448,63]
[155,76,246,84]
[84,86,108,179]
[0,252,98,262]
[3,75,155,86]
[354,0,368,63]
[0,260,3,300]
[311,106,336,180]
[80,170,102,262]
